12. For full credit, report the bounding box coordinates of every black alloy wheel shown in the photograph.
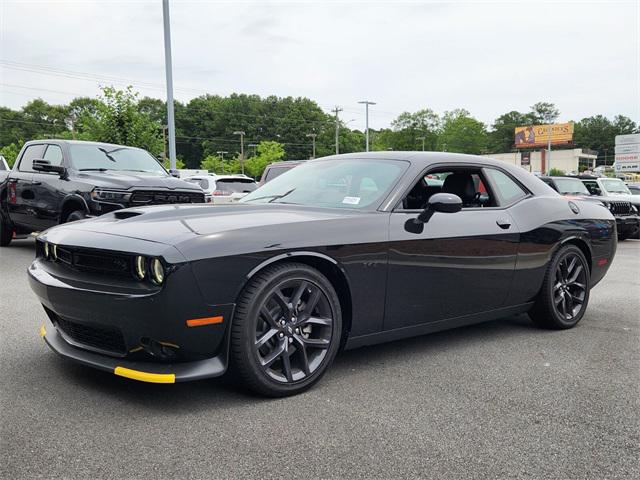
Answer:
[529,244,590,329]
[231,262,342,396]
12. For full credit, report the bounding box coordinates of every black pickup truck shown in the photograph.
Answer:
[0,140,205,246]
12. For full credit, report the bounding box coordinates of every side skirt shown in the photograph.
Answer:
[344,302,534,350]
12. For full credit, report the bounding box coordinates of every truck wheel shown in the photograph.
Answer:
[65,210,87,223]
[0,218,13,247]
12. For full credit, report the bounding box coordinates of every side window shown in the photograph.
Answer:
[18,144,45,172]
[484,169,527,205]
[400,169,496,210]
[42,145,63,166]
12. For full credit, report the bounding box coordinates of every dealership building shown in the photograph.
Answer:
[482,148,598,174]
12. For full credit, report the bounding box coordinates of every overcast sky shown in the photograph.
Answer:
[0,0,638,130]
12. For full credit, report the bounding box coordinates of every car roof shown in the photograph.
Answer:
[24,139,146,151]
[266,160,307,167]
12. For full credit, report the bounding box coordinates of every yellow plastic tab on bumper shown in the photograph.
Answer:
[114,367,175,384]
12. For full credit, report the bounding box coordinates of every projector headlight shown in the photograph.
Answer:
[134,256,146,280]
[51,244,58,261]
[43,242,50,259]
[90,188,132,202]
[150,258,164,285]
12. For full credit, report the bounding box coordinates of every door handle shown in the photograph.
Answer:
[496,218,511,229]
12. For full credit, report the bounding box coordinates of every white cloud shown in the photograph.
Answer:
[1,0,638,129]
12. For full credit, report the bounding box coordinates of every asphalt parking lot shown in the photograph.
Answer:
[1,239,639,479]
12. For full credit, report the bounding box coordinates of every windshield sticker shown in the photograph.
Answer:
[342,196,361,205]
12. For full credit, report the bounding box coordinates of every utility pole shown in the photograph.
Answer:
[417,136,426,151]
[233,131,245,174]
[216,151,228,174]
[162,0,177,171]
[306,133,317,159]
[248,143,258,157]
[547,123,552,174]
[358,100,376,152]
[162,125,167,162]
[332,106,343,154]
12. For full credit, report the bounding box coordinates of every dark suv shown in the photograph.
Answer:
[540,176,639,240]
[0,140,204,246]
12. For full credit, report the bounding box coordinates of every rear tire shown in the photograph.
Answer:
[230,262,342,397]
[0,217,12,246]
[65,210,87,223]
[528,244,590,330]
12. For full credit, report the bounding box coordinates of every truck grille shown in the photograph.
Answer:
[56,316,126,355]
[607,201,633,216]
[130,190,204,206]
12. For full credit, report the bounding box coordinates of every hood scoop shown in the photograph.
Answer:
[113,210,143,220]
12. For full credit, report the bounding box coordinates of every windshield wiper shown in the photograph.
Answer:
[244,188,296,203]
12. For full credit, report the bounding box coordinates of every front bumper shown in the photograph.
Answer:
[40,316,225,382]
[616,215,640,238]
[29,255,233,383]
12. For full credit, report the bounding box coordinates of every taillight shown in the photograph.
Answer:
[213,190,231,196]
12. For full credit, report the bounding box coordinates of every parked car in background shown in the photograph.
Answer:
[577,175,640,210]
[31,152,617,396]
[627,184,640,195]
[258,160,306,186]
[0,140,205,247]
[184,174,257,204]
[540,176,639,240]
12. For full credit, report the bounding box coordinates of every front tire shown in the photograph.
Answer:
[64,210,87,223]
[528,244,590,329]
[230,262,342,397]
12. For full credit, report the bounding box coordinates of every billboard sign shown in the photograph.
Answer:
[615,133,640,145]
[615,143,640,154]
[514,123,574,148]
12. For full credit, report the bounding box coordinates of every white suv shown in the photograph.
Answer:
[184,174,257,204]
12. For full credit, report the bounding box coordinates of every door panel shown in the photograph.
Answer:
[31,144,66,230]
[384,209,519,331]
[8,144,45,229]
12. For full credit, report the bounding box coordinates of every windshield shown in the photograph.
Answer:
[601,178,631,194]
[553,178,590,195]
[216,179,257,193]
[69,144,167,175]
[241,159,408,209]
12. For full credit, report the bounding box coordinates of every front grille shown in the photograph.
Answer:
[607,201,633,216]
[56,316,126,355]
[130,190,204,206]
[55,246,132,277]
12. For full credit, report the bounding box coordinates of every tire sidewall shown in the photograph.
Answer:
[547,245,590,328]
[65,210,87,223]
[237,264,342,396]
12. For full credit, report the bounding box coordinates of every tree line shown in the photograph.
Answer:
[0,87,637,177]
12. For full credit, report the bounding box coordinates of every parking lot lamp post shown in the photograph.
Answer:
[216,151,228,174]
[233,131,246,175]
[417,136,426,151]
[162,0,177,171]
[248,143,258,157]
[306,133,317,159]
[358,100,376,152]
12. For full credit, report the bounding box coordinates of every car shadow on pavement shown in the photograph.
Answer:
[38,313,541,411]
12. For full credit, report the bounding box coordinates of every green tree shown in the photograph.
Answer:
[162,158,185,170]
[530,102,560,124]
[488,110,538,153]
[0,142,22,167]
[244,141,285,177]
[82,86,163,155]
[437,109,488,154]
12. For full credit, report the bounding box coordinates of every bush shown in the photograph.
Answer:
[549,168,565,176]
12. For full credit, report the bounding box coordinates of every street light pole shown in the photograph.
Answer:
[216,151,228,174]
[358,100,376,152]
[248,143,258,157]
[332,106,343,155]
[306,133,317,159]
[233,131,245,174]
[547,123,552,174]
[162,0,177,171]
[417,136,426,151]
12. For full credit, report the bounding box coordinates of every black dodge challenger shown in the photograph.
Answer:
[29,152,617,396]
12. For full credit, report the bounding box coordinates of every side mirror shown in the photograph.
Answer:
[404,193,462,234]
[32,159,65,176]
[169,169,180,178]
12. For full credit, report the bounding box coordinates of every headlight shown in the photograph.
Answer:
[51,244,58,261]
[43,242,49,259]
[134,256,146,280]
[150,258,164,284]
[90,189,132,202]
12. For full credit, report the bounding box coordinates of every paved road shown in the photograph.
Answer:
[1,239,639,479]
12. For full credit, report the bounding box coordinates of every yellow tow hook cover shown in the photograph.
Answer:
[39,324,46,338]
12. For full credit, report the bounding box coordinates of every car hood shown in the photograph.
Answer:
[53,203,382,260]
[74,171,202,192]
[603,193,640,205]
